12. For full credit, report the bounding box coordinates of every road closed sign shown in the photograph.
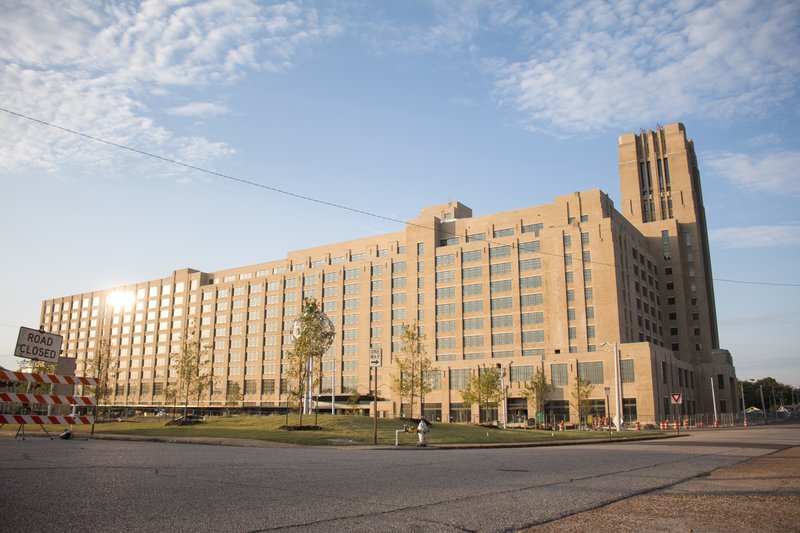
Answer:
[14,327,62,364]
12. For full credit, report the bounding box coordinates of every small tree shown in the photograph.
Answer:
[347,388,360,414]
[522,366,553,428]
[394,321,431,418]
[286,298,335,427]
[87,338,116,421]
[572,375,594,429]
[171,330,210,419]
[461,367,503,424]
[226,382,242,411]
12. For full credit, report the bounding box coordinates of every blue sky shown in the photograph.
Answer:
[1,0,798,385]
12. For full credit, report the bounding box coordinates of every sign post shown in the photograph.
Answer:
[671,393,683,435]
[369,348,382,445]
[604,386,611,437]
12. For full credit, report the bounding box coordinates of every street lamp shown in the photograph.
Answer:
[601,341,622,431]
[496,363,507,429]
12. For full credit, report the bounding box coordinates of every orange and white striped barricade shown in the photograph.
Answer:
[0,371,97,439]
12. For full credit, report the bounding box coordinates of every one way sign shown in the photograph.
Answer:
[670,393,683,404]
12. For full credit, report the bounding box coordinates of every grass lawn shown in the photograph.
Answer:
[1,414,660,446]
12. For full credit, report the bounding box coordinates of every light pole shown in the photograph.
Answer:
[601,341,622,431]
[495,363,507,429]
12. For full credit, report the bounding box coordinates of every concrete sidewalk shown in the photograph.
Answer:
[530,445,800,532]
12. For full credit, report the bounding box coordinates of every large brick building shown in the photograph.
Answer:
[38,123,738,424]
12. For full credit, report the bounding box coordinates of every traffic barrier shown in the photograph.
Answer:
[0,414,94,425]
[713,419,719,428]
[0,392,96,406]
[0,370,98,387]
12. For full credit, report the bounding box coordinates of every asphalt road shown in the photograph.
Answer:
[1,426,797,532]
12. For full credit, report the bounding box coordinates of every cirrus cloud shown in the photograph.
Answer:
[0,0,340,173]
[490,0,800,135]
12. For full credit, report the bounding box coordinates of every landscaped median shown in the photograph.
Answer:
[0,414,666,447]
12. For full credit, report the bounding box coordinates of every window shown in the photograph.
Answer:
[435,287,455,299]
[581,232,589,245]
[577,361,604,384]
[462,283,482,296]
[521,312,544,325]
[490,263,511,276]
[492,332,513,345]
[463,335,484,347]
[436,254,455,266]
[491,297,512,310]
[436,337,456,349]
[462,250,482,263]
[436,320,455,333]
[520,293,543,307]
[563,235,572,248]
[519,241,540,254]
[522,330,544,343]
[493,228,514,238]
[450,369,471,390]
[717,374,725,389]
[392,261,406,273]
[436,304,455,316]
[462,266,482,279]
[489,246,510,259]
[392,277,407,289]
[491,315,513,328]
[519,258,541,272]
[439,238,459,248]
[490,280,512,293]
[463,300,483,313]
[520,276,541,289]
[466,233,486,242]
[344,268,359,280]
[522,223,543,235]
[435,271,455,283]
[463,318,483,330]
[551,363,568,386]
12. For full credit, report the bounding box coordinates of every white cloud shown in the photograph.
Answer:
[706,150,800,195]
[0,0,340,173]
[490,0,800,135]
[166,102,231,118]
[710,225,800,249]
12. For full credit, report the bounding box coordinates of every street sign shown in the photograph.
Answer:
[369,348,382,368]
[14,327,62,364]
[604,386,611,397]
[670,393,683,404]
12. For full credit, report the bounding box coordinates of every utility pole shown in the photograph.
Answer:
[710,377,718,425]
[760,385,767,420]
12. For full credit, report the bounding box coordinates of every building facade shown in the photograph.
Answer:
[38,123,738,424]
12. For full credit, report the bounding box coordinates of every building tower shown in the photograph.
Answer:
[619,123,735,414]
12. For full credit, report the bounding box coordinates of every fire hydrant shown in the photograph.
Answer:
[417,419,429,447]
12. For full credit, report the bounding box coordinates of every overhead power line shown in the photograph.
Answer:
[2,107,797,288]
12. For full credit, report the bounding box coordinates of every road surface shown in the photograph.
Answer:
[1,425,797,532]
